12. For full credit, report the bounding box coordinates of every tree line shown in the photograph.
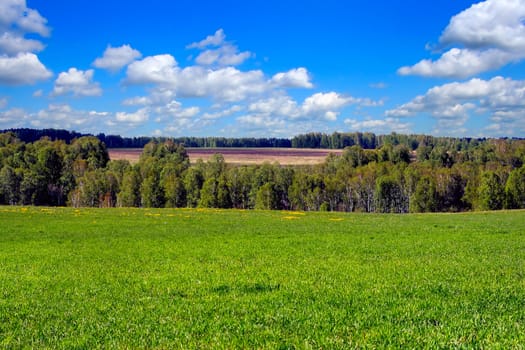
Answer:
[5,128,522,151]
[1,128,292,149]
[1,131,524,212]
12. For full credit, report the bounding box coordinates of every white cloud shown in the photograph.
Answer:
[122,96,151,106]
[188,29,252,66]
[302,92,353,114]
[195,45,252,66]
[344,117,412,134]
[52,68,102,97]
[386,76,525,136]
[0,32,44,56]
[249,95,300,118]
[93,44,142,72]
[0,107,28,128]
[126,54,179,85]
[189,67,266,101]
[23,104,110,132]
[187,29,226,49]
[115,108,149,124]
[154,101,200,120]
[398,48,516,79]
[0,103,158,135]
[123,88,177,107]
[399,0,525,78]
[34,104,109,130]
[202,105,242,120]
[121,30,382,136]
[440,0,525,51]
[0,97,7,109]
[237,114,287,129]
[246,91,380,124]
[126,55,268,102]
[0,1,52,85]
[0,0,50,38]
[0,53,52,85]
[271,67,313,88]
[486,110,525,136]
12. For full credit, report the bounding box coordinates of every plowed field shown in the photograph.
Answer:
[109,148,343,165]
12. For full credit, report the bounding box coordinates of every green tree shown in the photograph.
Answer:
[216,174,232,209]
[255,182,278,210]
[69,169,108,207]
[410,175,437,213]
[163,174,186,208]
[342,145,367,168]
[118,168,141,207]
[375,176,403,213]
[505,165,525,209]
[68,136,109,170]
[199,178,218,208]
[478,171,505,210]
[0,165,20,205]
[19,168,46,205]
[184,165,204,208]
[227,166,254,209]
[140,173,164,208]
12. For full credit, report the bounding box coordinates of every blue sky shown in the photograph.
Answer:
[1,0,524,138]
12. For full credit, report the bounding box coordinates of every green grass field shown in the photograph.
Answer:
[1,207,524,349]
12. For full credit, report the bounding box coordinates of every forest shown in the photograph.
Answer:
[5,127,522,150]
[0,131,524,212]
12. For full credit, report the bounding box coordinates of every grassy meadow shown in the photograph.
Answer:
[1,207,524,348]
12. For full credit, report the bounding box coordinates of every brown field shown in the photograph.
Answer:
[108,148,343,165]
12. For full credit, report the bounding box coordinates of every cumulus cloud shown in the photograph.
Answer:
[0,107,28,128]
[195,45,253,66]
[386,76,525,136]
[126,54,179,85]
[93,44,142,72]
[52,68,102,97]
[0,104,112,132]
[121,30,382,136]
[234,92,359,137]
[439,0,525,51]
[187,29,226,49]
[244,91,380,128]
[399,0,525,78]
[302,92,354,115]
[237,115,287,129]
[153,101,200,121]
[0,0,50,37]
[0,53,52,85]
[126,54,268,102]
[0,97,7,109]
[0,32,44,56]
[271,68,313,88]
[344,117,412,134]
[115,108,149,124]
[187,29,252,66]
[202,105,242,120]
[399,48,517,79]
[0,0,52,85]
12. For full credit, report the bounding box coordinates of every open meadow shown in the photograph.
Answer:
[1,207,524,348]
